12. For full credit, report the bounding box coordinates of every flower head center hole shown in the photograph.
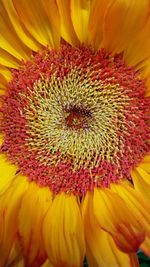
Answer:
[65,106,91,130]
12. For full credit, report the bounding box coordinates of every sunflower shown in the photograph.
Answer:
[0,0,150,266]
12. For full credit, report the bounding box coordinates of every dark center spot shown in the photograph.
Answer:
[64,107,91,130]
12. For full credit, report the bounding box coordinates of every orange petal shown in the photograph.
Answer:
[0,175,29,267]
[82,191,139,267]
[102,0,149,54]
[87,0,110,50]
[56,0,79,46]
[0,66,11,92]
[13,0,60,49]
[137,58,150,83]
[0,74,7,90]
[124,14,150,66]
[93,187,145,253]
[43,192,85,267]
[18,183,52,266]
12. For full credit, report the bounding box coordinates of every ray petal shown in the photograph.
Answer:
[0,154,18,195]
[111,181,150,256]
[82,191,139,267]
[87,0,111,50]
[2,0,41,52]
[56,0,79,46]
[0,175,29,267]
[70,0,92,44]
[13,0,60,49]
[93,187,145,253]
[43,192,85,267]
[102,0,149,54]
[18,183,52,266]
[131,168,150,200]
[0,1,32,62]
[124,14,150,66]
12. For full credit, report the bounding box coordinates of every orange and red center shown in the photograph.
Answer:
[0,44,149,196]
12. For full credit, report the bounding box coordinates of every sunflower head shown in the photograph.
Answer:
[1,43,149,197]
[0,1,150,267]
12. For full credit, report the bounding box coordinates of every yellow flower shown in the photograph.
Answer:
[0,0,150,266]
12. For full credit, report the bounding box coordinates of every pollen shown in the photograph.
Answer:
[0,44,149,196]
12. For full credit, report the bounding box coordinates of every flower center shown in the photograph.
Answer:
[65,107,91,130]
[0,44,149,196]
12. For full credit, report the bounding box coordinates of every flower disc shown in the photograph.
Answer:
[0,44,149,196]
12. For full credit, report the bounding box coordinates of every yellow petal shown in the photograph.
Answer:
[131,168,150,200]
[0,175,29,267]
[0,1,31,62]
[0,65,11,82]
[0,154,18,195]
[93,187,145,253]
[41,260,54,267]
[137,162,150,173]
[111,181,150,256]
[18,183,52,266]
[13,0,60,49]
[0,89,5,95]
[56,0,79,46]
[6,240,22,266]
[137,155,150,173]
[2,0,41,52]
[11,259,25,267]
[102,0,149,54]
[142,154,150,162]
[43,192,85,267]
[0,48,20,68]
[136,167,150,186]
[82,191,139,267]
[0,135,3,146]
[140,236,150,258]
[0,65,11,91]
[71,0,92,44]
[0,74,7,90]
